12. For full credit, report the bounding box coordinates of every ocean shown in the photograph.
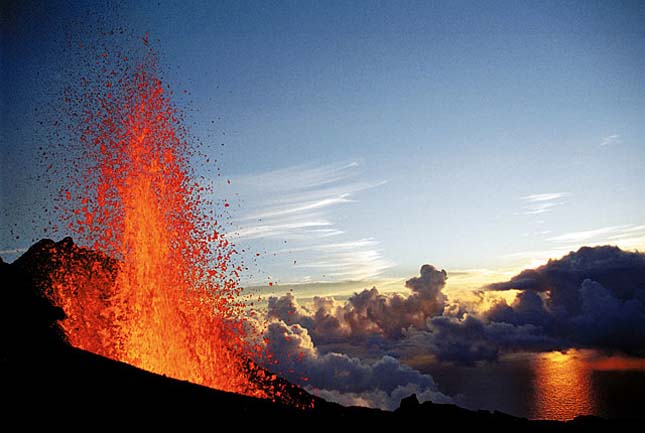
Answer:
[417,350,645,420]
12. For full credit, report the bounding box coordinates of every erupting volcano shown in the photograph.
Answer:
[41,35,278,399]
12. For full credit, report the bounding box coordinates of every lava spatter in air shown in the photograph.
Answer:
[43,34,307,404]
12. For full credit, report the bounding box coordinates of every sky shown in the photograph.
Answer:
[2,0,645,287]
[3,1,645,417]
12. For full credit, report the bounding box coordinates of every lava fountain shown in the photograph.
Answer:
[44,36,272,398]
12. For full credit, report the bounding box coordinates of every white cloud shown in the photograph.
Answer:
[222,161,392,280]
[240,194,353,221]
[232,219,337,240]
[232,161,360,192]
[520,192,569,203]
[277,239,380,254]
[519,192,569,215]
[546,224,636,244]
[600,134,621,146]
[503,224,645,270]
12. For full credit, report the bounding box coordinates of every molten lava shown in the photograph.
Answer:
[45,38,273,398]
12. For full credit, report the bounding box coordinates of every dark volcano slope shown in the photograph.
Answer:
[0,239,635,430]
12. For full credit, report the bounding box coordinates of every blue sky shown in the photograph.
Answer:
[2,1,645,285]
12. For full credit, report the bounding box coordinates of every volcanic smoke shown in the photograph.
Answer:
[42,35,285,400]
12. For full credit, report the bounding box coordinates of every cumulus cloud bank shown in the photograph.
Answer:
[261,246,645,408]
[268,264,446,343]
[484,246,645,354]
[420,246,645,364]
[263,265,451,409]
[263,319,451,410]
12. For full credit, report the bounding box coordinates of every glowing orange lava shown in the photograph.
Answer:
[45,39,272,399]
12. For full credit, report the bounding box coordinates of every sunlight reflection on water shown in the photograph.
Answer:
[531,351,595,420]
[415,349,645,420]
[530,350,645,420]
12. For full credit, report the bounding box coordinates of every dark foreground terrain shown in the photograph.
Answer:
[1,239,640,429]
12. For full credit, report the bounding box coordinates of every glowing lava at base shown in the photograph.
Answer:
[44,37,278,400]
